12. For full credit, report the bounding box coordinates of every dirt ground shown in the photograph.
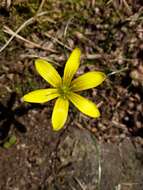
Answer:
[0,0,143,190]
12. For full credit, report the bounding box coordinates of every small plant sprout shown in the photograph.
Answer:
[3,135,17,149]
[22,48,106,131]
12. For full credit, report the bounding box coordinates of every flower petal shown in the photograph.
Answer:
[67,92,100,118]
[71,71,106,92]
[22,89,59,103]
[35,59,62,87]
[52,97,69,131]
[63,48,81,85]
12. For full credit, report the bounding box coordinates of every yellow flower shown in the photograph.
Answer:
[22,48,106,131]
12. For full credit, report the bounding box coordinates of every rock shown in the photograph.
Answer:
[50,128,143,190]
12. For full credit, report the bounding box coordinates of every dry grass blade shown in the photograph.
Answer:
[6,0,12,9]
[74,177,87,190]
[122,0,132,14]
[0,11,51,53]
[64,16,74,38]
[20,54,60,66]
[44,32,72,51]
[107,67,129,76]
[90,134,102,190]
[3,26,57,53]
[37,0,46,13]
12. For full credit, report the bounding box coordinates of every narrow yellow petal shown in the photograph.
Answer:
[23,89,59,103]
[52,98,69,131]
[67,92,100,118]
[35,59,62,87]
[63,48,81,85]
[71,71,106,92]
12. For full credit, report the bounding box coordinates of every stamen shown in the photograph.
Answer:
[58,85,70,98]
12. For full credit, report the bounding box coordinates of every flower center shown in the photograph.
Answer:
[58,85,70,99]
